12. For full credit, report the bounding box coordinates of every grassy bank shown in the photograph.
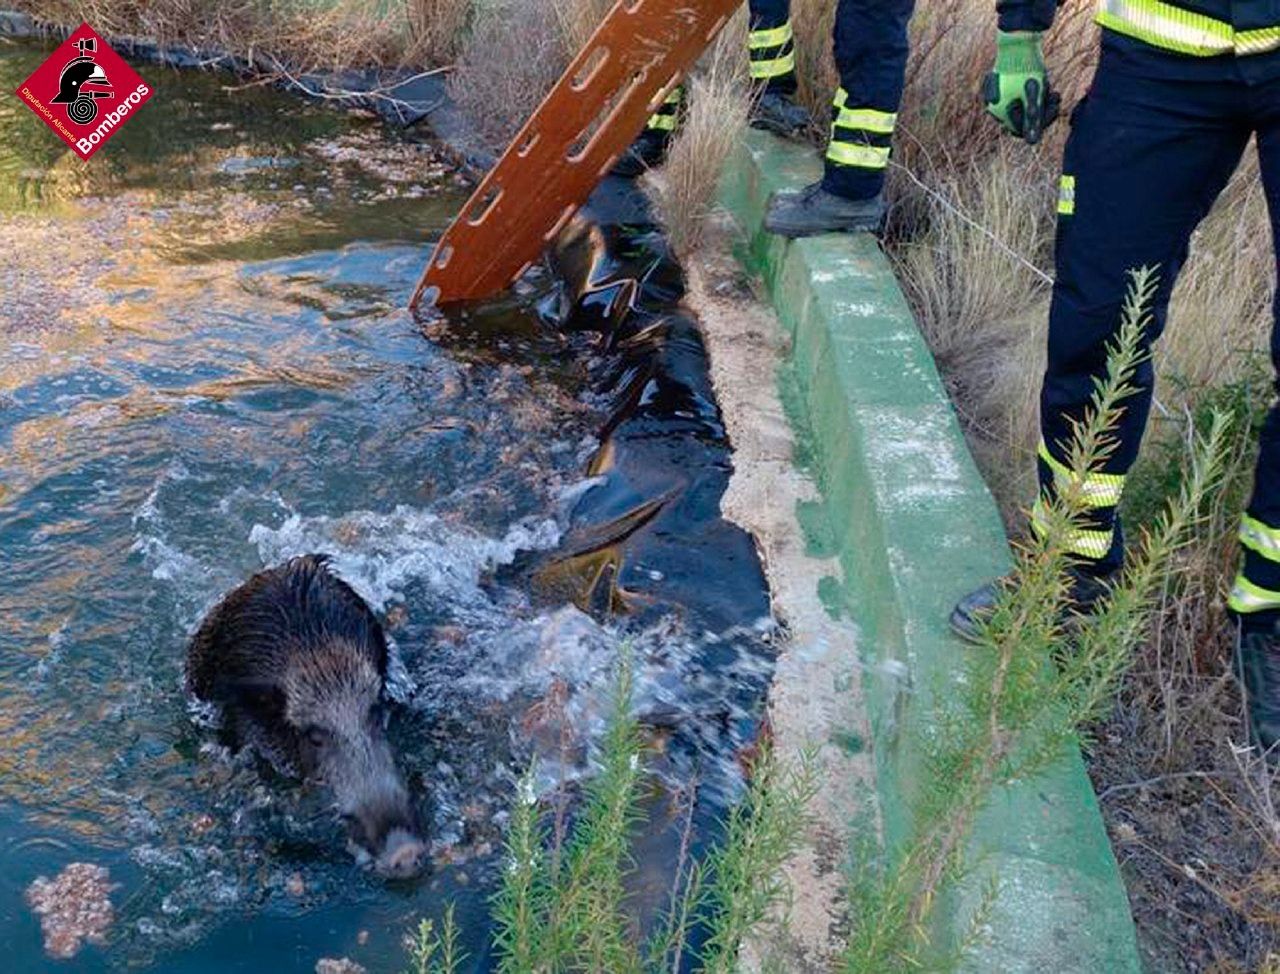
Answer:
[841,272,1230,970]
[862,3,1279,969]
[13,0,471,72]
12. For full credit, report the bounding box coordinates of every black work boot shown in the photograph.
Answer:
[750,90,812,138]
[763,181,885,238]
[949,565,1121,644]
[1235,619,1280,760]
[612,129,671,178]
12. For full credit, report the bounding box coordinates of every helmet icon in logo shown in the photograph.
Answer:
[51,37,113,125]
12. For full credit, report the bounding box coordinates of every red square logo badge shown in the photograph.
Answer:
[13,23,153,160]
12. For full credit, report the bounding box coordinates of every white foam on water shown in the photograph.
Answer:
[33,623,69,682]
[124,467,773,936]
[132,460,192,527]
[422,605,775,806]
[382,635,416,704]
[247,503,561,613]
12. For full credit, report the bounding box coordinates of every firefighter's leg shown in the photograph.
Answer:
[747,0,795,94]
[1230,84,1280,619]
[951,55,1250,641]
[763,0,913,236]
[1229,80,1280,754]
[747,0,811,136]
[1039,62,1247,574]
[612,84,684,178]
[823,0,915,201]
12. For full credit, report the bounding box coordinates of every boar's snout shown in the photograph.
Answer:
[334,747,428,879]
[343,782,429,879]
[376,828,429,879]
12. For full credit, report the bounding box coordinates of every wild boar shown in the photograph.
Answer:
[187,554,427,879]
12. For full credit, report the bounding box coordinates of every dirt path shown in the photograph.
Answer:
[683,218,878,971]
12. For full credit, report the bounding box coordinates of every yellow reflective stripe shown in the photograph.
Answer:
[1097,0,1231,55]
[1240,514,1280,563]
[1096,10,1225,55]
[749,22,793,49]
[661,87,683,105]
[832,91,898,133]
[835,108,897,134]
[1037,439,1124,508]
[647,112,677,131]
[749,51,796,79]
[1096,0,1280,56]
[1030,499,1114,559]
[1229,576,1280,613]
[1238,26,1280,54]
[826,142,890,169]
[1058,174,1076,216]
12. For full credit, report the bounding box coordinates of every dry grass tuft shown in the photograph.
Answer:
[402,0,472,65]
[550,0,613,61]
[447,0,613,148]
[18,0,470,71]
[645,11,750,256]
[447,0,566,147]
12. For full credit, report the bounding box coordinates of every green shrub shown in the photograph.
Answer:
[409,651,815,973]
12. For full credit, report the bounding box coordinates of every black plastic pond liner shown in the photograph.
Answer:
[498,187,774,974]
[526,176,772,635]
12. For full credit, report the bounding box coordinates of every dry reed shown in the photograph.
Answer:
[17,0,470,71]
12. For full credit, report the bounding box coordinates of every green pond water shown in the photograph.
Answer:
[0,43,774,974]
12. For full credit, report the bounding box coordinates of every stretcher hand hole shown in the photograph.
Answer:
[467,186,503,226]
[544,204,579,243]
[572,46,611,91]
[567,76,641,164]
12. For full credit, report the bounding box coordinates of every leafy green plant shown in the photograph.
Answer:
[404,905,465,974]
[695,740,819,974]
[485,650,815,972]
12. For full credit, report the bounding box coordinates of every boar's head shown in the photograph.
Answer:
[281,637,428,879]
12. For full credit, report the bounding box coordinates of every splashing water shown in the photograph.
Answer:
[0,41,773,974]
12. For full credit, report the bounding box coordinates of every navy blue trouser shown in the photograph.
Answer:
[1039,45,1280,621]
[747,0,915,199]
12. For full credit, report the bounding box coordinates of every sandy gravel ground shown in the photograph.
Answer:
[683,215,879,971]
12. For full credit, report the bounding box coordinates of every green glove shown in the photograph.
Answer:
[983,31,1060,145]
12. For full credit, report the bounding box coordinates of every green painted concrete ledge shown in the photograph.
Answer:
[718,130,1142,972]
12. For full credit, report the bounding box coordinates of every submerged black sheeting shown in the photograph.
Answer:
[529,177,771,633]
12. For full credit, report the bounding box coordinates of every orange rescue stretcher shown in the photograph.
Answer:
[410,0,740,308]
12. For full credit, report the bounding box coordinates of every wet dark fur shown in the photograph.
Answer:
[186,554,388,773]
